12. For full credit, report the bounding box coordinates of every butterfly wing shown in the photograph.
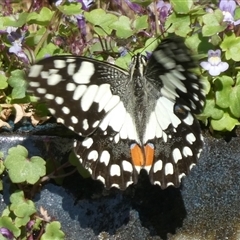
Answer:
[28,56,140,189]
[143,38,205,188]
[28,56,129,136]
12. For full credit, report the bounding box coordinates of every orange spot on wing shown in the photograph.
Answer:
[131,144,144,166]
[144,144,154,166]
[130,143,154,167]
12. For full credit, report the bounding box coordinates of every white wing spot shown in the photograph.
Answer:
[99,150,111,166]
[189,163,196,170]
[29,81,40,87]
[57,117,65,124]
[69,126,74,131]
[82,137,93,149]
[122,160,133,172]
[45,93,55,100]
[67,63,76,75]
[183,112,194,126]
[54,59,66,68]
[81,85,99,111]
[178,173,186,182]
[153,159,163,173]
[92,120,100,128]
[55,96,64,105]
[183,146,193,157]
[87,150,98,161]
[73,85,87,100]
[48,108,56,115]
[36,88,47,94]
[82,119,89,130]
[172,148,182,163]
[62,106,70,114]
[193,93,199,101]
[28,65,43,77]
[71,116,78,124]
[186,133,196,144]
[73,61,95,84]
[66,82,76,91]
[47,73,62,85]
[110,164,121,176]
[97,175,105,185]
[165,162,174,175]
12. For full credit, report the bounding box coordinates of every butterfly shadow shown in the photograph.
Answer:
[130,170,187,239]
[60,169,186,239]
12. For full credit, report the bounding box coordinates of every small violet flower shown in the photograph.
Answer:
[7,31,28,63]
[219,0,240,25]
[200,49,229,76]
[0,227,14,240]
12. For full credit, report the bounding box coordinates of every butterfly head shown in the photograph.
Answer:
[130,53,148,79]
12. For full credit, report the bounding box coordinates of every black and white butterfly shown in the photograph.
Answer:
[28,38,205,190]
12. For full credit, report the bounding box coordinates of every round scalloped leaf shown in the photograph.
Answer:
[109,16,133,38]
[7,70,27,99]
[211,112,239,131]
[4,145,46,184]
[0,216,21,238]
[202,96,224,120]
[221,33,240,61]
[229,85,240,118]
[166,13,191,37]
[215,76,234,109]
[41,222,65,240]
[84,9,118,36]
[202,9,227,36]
[10,191,36,227]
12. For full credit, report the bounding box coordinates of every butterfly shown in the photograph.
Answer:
[28,38,205,190]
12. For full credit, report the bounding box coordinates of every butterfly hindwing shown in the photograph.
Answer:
[74,126,139,189]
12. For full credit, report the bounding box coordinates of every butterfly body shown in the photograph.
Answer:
[28,38,205,190]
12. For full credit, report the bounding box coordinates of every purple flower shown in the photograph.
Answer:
[0,227,14,240]
[7,32,28,63]
[219,0,240,25]
[149,0,172,25]
[200,49,229,76]
[219,0,236,16]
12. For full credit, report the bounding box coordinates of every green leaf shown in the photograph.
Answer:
[229,85,240,118]
[85,9,118,36]
[8,70,27,99]
[202,95,224,120]
[2,12,28,27]
[211,112,239,131]
[10,191,36,227]
[41,222,65,240]
[69,151,90,178]
[110,15,133,38]
[0,160,5,175]
[0,216,21,238]
[221,33,240,61]
[36,42,64,60]
[57,2,82,15]
[134,15,148,32]
[4,145,46,184]
[131,0,152,7]
[27,7,54,25]
[0,74,8,89]
[202,9,227,36]
[215,76,234,109]
[166,13,191,37]
[171,0,194,14]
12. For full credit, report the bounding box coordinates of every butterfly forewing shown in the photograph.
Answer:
[28,56,129,137]
[28,38,205,190]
